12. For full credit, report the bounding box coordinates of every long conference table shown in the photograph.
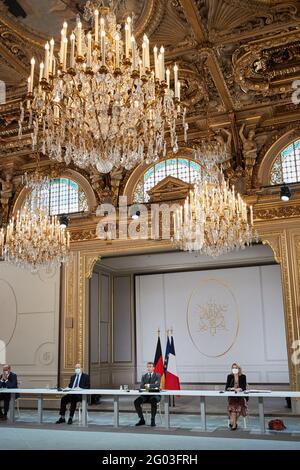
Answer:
[1,388,299,434]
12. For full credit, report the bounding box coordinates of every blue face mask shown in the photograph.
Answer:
[75,368,81,375]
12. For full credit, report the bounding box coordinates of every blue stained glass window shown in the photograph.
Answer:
[270,139,300,185]
[134,158,201,202]
[28,178,88,216]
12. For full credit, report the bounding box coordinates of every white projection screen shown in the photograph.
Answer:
[135,265,289,384]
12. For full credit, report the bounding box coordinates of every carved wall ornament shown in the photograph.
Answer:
[233,33,300,96]
[147,176,194,202]
[0,170,16,222]
[70,230,97,242]
[238,123,258,188]
[255,205,300,220]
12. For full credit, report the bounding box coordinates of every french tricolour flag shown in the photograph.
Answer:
[164,335,180,390]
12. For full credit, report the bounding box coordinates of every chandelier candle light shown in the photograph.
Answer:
[20,6,187,173]
[173,174,258,257]
[0,179,70,272]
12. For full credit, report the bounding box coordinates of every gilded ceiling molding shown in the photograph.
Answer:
[0,6,52,46]
[134,0,164,40]
[176,64,206,108]
[205,0,299,42]
[224,0,297,14]
[179,0,206,42]
[0,16,44,85]
[198,48,234,111]
[232,31,300,95]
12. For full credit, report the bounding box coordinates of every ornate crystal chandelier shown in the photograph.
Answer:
[0,177,70,273]
[172,164,259,257]
[20,2,187,173]
[193,137,226,164]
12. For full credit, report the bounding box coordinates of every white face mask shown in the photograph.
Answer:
[75,368,81,375]
[232,368,239,375]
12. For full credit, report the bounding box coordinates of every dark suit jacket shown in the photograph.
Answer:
[69,373,90,390]
[0,372,18,389]
[139,372,161,402]
[0,372,19,400]
[66,373,90,402]
[225,374,247,391]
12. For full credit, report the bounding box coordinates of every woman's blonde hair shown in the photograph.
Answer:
[231,363,242,375]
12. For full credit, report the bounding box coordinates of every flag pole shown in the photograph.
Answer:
[154,328,165,390]
[171,327,175,407]
[166,329,171,407]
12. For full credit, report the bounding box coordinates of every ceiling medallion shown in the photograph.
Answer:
[20,1,187,174]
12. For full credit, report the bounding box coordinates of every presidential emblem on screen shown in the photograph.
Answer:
[187,278,239,357]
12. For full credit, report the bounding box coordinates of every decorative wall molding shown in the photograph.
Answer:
[255,205,300,221]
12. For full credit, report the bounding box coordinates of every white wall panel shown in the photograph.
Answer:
[113,276,132,363]
[0,262,60,387]
[136,265,288,383]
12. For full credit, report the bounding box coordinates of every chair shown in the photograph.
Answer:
[9,380,21,419]
[7,392,20,420]
[15,380,22,418]
[144,401,163,424]
[15,397,20,418]
[76,402,89,425]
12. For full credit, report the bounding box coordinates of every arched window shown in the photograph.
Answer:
[29,178,89,215]
[270,139,300,185]
[133,158,201,202]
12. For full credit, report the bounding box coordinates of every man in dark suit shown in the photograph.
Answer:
[56,363,90,425]
[0,364,18,421]
[134,362,161,427]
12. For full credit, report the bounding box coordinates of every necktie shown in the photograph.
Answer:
[74,374,80,388]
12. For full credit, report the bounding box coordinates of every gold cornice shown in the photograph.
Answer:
[255,205,300,221]
[0,11,51,47]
